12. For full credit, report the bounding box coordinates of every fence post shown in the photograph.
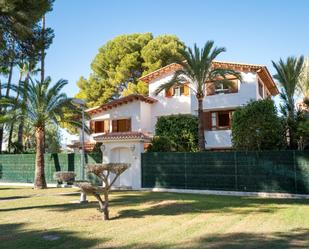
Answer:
[184,152,187,189]
[293,150,297,194]
[234,152,238,191]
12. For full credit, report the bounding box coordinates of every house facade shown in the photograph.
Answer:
[84,61,278,149]
[70,61,278,189]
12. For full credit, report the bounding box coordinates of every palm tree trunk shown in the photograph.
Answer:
[17,121,24,150]
[0,127,3,153]
[34,126,47,189]
[0,79,2,154]
[8,70,23,153]
[17,68,29,151]
[198,98,206,151]
[41,15,45,84]
[8,122,14,152]
[5,61,14,97]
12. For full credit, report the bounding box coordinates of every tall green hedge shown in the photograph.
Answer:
[231,99,284,151]
[148,114,198,152]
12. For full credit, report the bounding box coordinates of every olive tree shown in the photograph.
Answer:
[76,163,129,220]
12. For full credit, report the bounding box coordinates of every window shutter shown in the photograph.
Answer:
[104,120,110,133]
[206,82,215,96]
[203,112,212,130]
[230,79,238,93]
[90,121,95,133]
[126,119,131,132]
[184,84,189,96]
[165,88,173,97]
[112,120,117,132]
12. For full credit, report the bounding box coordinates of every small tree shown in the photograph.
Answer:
[76,163,129,220]
[231,99,284,151]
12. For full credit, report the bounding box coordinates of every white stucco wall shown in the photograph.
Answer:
[100,139,145,189]
[140,102,152,133]
[148,73,192,132]
[205,130,232,149]
[191,72,258,112]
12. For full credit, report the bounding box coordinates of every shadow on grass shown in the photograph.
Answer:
[0,223,107,249]
[112,229,309,249]
[0,195,33,201]
[0,223,308,249]
[1,191,308,219]
[110,191,309,219]
[182,229,309,249]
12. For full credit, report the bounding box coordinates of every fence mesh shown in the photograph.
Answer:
[0,153,102,183]
[142,151,309,194]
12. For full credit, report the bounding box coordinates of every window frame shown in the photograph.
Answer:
[210,110,234,130]
[258,79,264,98]
[112,118,131,133]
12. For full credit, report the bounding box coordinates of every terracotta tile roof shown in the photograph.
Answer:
[93,132,152,141]
[139,60,279,96]
[67,142,96,152]
[86,94,157,115]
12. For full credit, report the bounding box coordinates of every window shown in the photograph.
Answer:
[207,79,238,96]
[215,83,230,94]
[258,80,264,98]
[112,118,131,132]
[211,112,217,128]
[173,86,184,96]
[165,84,189,97]
[210,111,233,130]
[218,112,230,128]
[92,120,110,133]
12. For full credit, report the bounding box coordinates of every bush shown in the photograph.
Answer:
[149,114,198,152]
[147,136,174,152]
[231,99,284,151]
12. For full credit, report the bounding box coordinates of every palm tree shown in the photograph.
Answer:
[272,56,304,149]
[1,77,82,188]
[17,62,40,150]
[155,41,241,151]
[299,57,309,104]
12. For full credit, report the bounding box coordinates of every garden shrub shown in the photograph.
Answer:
[231,99,284,151]
[148,114,198,152]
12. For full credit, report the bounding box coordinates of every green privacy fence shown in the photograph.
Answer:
[0,153,102,183]
[142,151,309,194]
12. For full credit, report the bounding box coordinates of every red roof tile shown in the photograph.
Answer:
[86,94,157,115]
[93,132,152,141]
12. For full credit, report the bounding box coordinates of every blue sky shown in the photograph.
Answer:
[45,0,309,97]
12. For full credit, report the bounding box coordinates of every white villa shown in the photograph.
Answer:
[70,61,278,189]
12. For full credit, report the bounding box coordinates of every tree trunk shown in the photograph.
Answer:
[5,61,14,97]
[197,98,206,151]
[18,67,31,150]
[41,15,45,84]
[17,121,24,150]
[8,122,14,153]
[0,79,2,154]
[0,127,3,154]
[103,192,109,220]
[34,126,47,189]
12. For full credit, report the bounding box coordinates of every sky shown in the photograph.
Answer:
[43,0,309,144]
[45,0,309,98]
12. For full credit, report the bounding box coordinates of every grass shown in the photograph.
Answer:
[0,187,308,249]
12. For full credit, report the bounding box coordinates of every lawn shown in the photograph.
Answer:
[0,187,308,249]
